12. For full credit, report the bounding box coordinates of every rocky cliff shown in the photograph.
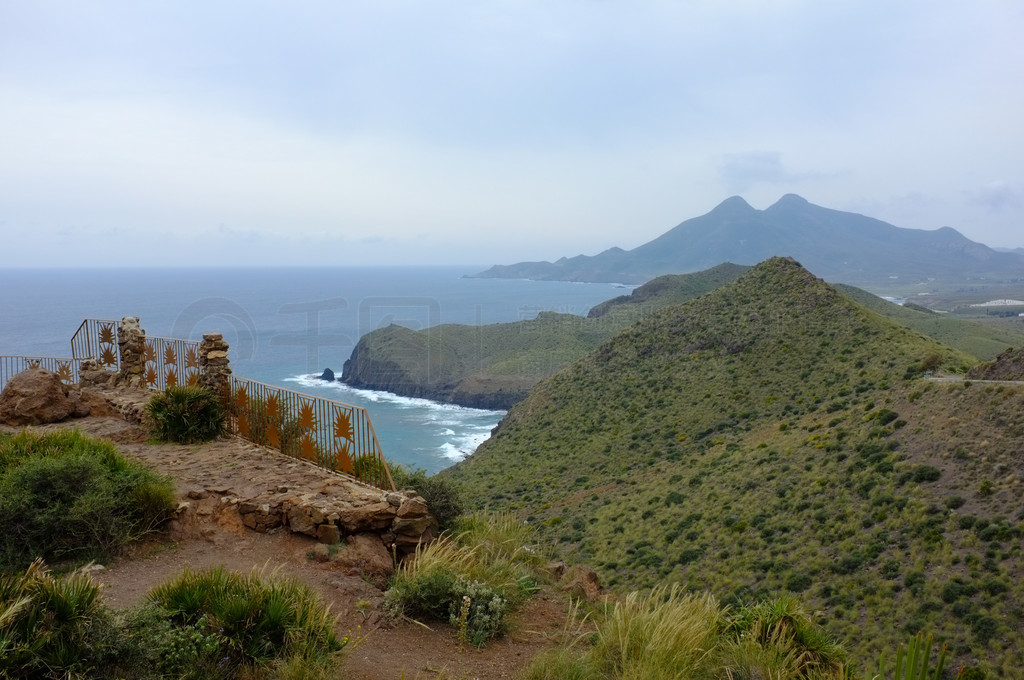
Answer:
[341,324,532,409]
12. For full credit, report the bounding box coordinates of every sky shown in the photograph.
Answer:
[1,0,1023,267]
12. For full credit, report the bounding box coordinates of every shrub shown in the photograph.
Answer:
[351,453,392,488]
[384,513,541,646]
[911,465,942,483]
[147,565,343,671]
[785,573,813,592]
[146,385,226,443]
[0,431,176,569]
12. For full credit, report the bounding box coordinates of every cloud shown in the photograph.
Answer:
[718,152,814,194]
[965,182,1022,213]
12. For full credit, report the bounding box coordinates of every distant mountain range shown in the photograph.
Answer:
[473,194,1024,287]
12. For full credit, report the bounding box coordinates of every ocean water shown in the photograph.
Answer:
[0,267,627,473]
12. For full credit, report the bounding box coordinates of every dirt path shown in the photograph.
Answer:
[2,415,567,680]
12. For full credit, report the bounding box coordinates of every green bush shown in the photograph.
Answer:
[146,385,226,443]
[391,463,464,531]
[147,565,343,670]
[0,431,176,569]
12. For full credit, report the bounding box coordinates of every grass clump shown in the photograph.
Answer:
[0,561,346,679]
[0,559,104,679]
[523,587,850,680]
[0,430,176,570]
[721,595,849,678]
[147,565,344,673]
[146,385,226,443]
[383,512,541,646]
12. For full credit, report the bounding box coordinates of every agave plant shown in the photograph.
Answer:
[871,632,954,680]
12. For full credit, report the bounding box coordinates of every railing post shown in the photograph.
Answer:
[198,333,231,405]
[117,316,147,388]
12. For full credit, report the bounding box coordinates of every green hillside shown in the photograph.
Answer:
[447,258,1024,674]
[587,262,749,319]
[341,265,751,408]
[835,283,1024,360]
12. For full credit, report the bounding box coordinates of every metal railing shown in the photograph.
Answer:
[70,318,120,368]
[5,317,395,493]
[226,375,395,491]
[0,356,81,392]
[143,336,201,391]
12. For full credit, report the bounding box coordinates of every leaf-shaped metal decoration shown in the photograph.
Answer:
[334,441,354,474]
[145,366,158,387]
[185,346,199,369]
[57,362,74,383]
[98,323,116,345]
[266,394,280,419]
[165,368,178,387]
[144,343,156,363]
[100,347,117,367]
[297,401,317,431]
[164,346,177,366]
[333,409,354,442]
[299,433,318,461]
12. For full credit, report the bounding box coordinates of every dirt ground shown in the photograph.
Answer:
[1,415,571,680]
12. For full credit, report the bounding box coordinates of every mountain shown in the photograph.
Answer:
[447,258,1024,672]
[473,194,1024,288]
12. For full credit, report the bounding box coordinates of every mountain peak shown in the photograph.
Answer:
[767,193,810,211]
[710,195,757,215]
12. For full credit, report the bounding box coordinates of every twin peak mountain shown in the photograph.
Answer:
[472,194,1022,287]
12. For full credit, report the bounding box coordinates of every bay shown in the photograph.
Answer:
[0,267,628,473]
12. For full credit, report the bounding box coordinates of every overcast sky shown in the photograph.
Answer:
[2,1,1022,267]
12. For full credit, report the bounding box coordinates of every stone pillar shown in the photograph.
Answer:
[117,316,146,388]
[199,333,231,404]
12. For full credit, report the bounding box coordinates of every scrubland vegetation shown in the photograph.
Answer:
[448,258,1024,675]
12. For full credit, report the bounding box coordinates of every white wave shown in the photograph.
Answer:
[438,442,468,461]
[284,374,506,416]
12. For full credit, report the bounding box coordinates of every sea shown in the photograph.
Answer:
[0,267,628,474]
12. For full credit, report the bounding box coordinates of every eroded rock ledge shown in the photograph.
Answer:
[22,378,440,559]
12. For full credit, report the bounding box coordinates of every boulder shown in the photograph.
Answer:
[319,367,336,382]
[561,564,603,602]
[331,533,395,588]
[0,368,90,426]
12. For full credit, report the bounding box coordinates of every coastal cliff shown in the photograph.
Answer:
[341,323,534,409]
